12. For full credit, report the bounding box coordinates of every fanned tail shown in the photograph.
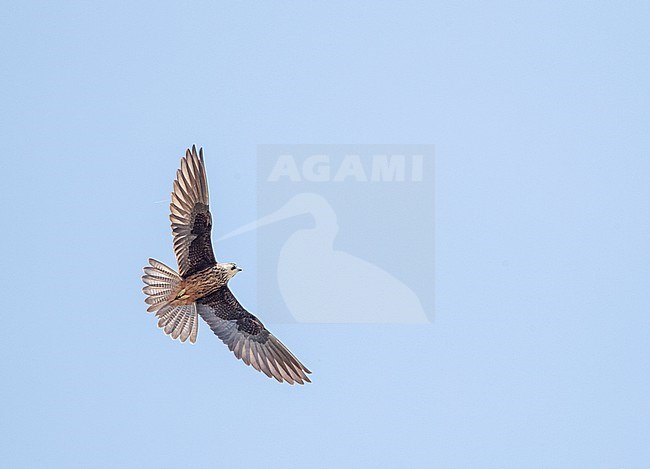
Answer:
[141,258,198,343]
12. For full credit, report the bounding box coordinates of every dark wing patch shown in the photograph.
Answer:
[169,145,217,277]
[196,287,312,385]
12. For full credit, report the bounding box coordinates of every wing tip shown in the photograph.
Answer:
[231,339,312,385]
[188,144,203,160]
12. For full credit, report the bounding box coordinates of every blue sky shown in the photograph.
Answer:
[1,2,648,467]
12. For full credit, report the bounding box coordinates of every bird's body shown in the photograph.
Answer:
[142,146,311,384]
[170,264,237,305]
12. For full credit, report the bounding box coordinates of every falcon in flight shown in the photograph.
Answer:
[142,146,311,384]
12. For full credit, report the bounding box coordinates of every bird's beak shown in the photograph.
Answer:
[237,267,243,272]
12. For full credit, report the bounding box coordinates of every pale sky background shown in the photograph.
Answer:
[1,2,649,468]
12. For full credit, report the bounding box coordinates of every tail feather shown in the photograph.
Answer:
[142,258,198,343]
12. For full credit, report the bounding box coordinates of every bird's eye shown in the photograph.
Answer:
[231,265,236,270]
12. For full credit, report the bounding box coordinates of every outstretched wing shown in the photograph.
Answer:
[196,287,312,385]
[169,145,216,277]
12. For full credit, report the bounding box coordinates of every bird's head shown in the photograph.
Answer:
[219,262,242,280]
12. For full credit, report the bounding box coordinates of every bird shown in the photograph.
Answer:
[141,145,311,384]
